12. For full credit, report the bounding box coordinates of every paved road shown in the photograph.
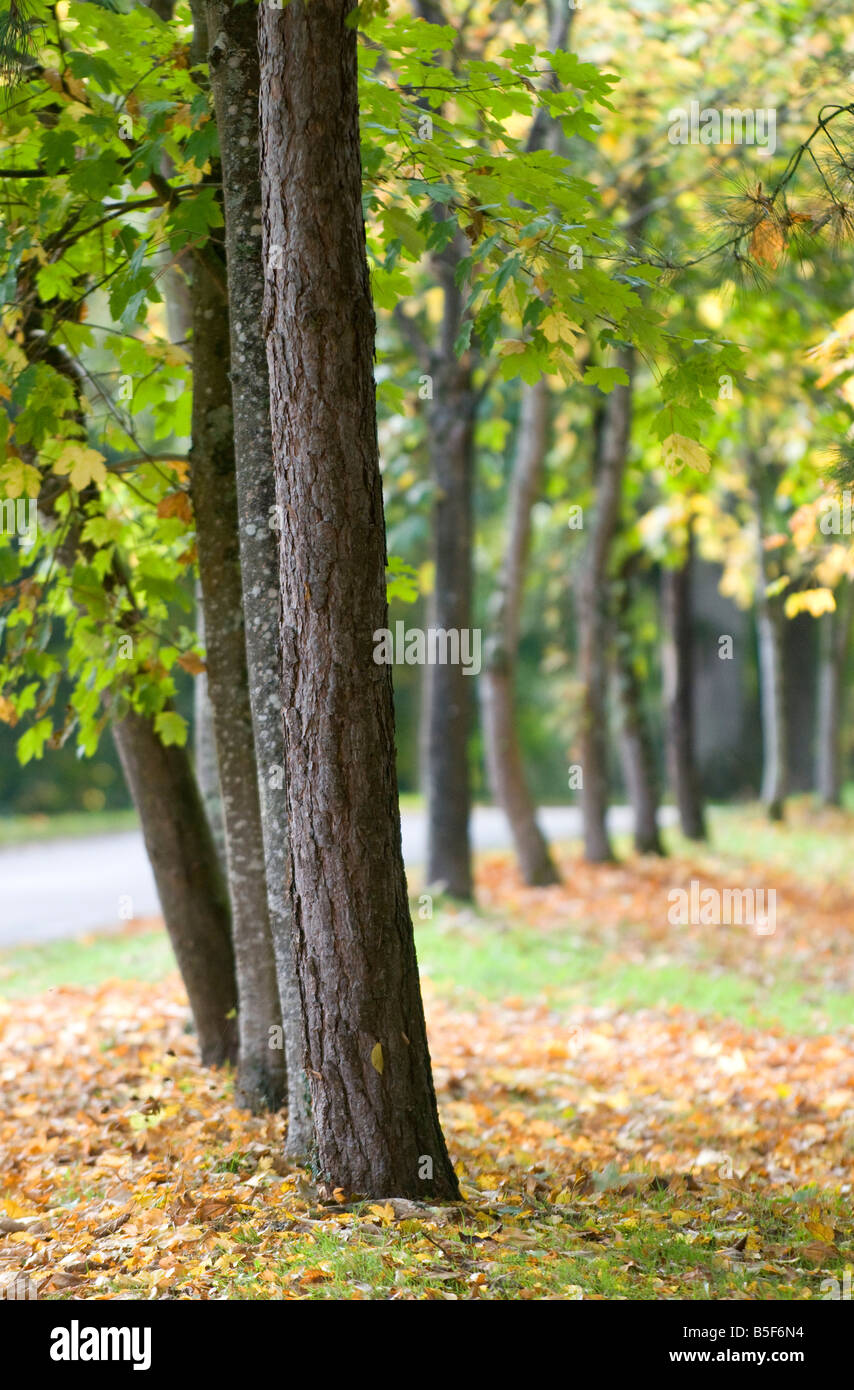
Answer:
[0,804,670,947]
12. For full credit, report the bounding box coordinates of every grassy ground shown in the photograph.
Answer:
[0,800,852,1300]
[0,807,139,847]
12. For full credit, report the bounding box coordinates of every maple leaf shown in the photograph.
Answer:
[662,434,711,476]
[157,491,193,524]
[52,444,107,491]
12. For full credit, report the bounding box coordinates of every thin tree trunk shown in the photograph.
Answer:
[204,0,311,1157]
[193,581,226,866]
[482,380,560,885]
[576,348,635,862]
[259,0,459,1199]
[816,580,853,805]
[748,454,786,821]
[113,711,238,1067]
[424,289,475,900]
[187,38,285,1110]
[661,522,707,839]
[756,599,787,819]
[612,562,664,855]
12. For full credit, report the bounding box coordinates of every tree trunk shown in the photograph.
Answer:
[193,582,226,867]
[661,523,707,839]
[203,0,312,1156]
[747,455,787,821]
[756,599,786,819]
[113,711,238,1067]
[422,227,475,900]
[187,102,285,1113]
[259,0,460,1200]
[575,348,635,861]
[482,379,560,885]
[612,563,664,855]
[816,580,852,805]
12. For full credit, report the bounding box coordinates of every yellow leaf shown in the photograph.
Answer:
[370,1042,384,1075]
[53,444,107,492]
[0,459,40,499]
[0,696,17,726]
[662,434,711,476]
[368,1203,395,1222]
[784,587,835,619]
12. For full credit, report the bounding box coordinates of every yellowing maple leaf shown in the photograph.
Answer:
[0,459,41,499]
[53,444,107,492]
[662,434,711,476]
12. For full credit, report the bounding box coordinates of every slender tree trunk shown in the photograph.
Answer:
[576,348,635,861]
[612,563,664,855]
[747,454,786,821]
[816,580,852,805]
[204,0,311,1156]
[756,597,787,819]
[424,297,475,900]
[187,96,285,1113]
[259,0,459,1199]
[482,380,560,885]
[661,522,707,839]
[193,583,226,866]
[113,711,238,1066]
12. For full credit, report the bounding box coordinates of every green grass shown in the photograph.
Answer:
[3,800,853,1036]
[0,807,139,847]
[413,909,854,1035]
[0,929,173,996]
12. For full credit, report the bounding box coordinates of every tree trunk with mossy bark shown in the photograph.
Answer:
[203,0,312,1156]
[187,79,285,1111]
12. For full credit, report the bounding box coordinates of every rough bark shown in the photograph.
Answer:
[259,0,460,1199]
[816,580,853,805]
[575,348,636,862]
[204,0,311,1156]
[482,380,560,885]
[612,562,664,855]
[187,67,285,1111]
[661,523,707,840]
[113,711,238,1067]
